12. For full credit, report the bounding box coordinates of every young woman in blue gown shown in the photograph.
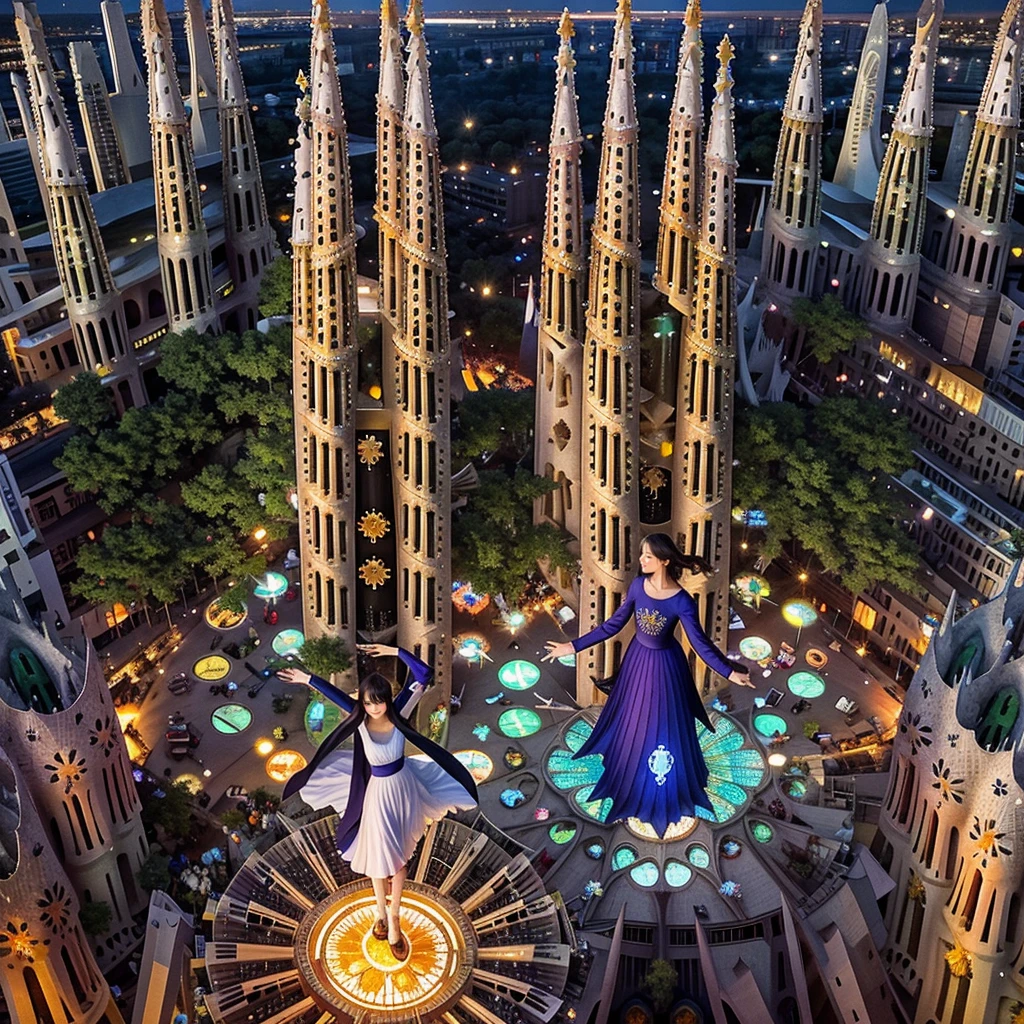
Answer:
[542,534,753,836]
[279,644,477,960]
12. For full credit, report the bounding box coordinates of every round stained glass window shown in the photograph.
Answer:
[739,636,773,661]
[454,750,494,783]
[211,704,253,734]
[754,713,788,738]
[630,861,660,887]
[664,860,692,887]
[687,844,710,869]
[497,660,541,690]
[751,821,774,843]
[613,845,638,870]
[272,628,305,656]
[549,822,577,845]
[498,708,543,737]
[787,671,825,699]
[574,785,613,823]
[784,778,807,799]
[253,572,288,599]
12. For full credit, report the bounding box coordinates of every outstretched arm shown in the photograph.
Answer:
[278,667,356,713]
[678,591,753,686]
[358,644,434,718]
[543,583,637,661]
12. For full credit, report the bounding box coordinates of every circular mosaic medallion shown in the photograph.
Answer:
[498,708,542,737]
[254,572,289,600]
[211,704,253,734]
[204,600,247,630]
[629,861,660,887]
[296,881,475,1021]
[497,660,541,690]
[272,628,305,656]
[549,822,577,845]
[192,655,230,681]
[751,821,774,843]
[787,671,825,699]
[739,636,773,661]
[753,713,788,739]
[266,750,307,783]
[453,750,494,784]
[686,844,710,869]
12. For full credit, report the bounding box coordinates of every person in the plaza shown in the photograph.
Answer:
[542,533,754,835]
[279,644,477,960]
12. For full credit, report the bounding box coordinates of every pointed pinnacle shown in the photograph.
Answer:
[715,34,735,91]
[406,0,424,37]
[295,68,309,92]
[617,0,632,23]
[381,0,398,27]
[684,0,702,30]
[312,0,330,31]
[558,8,574,41]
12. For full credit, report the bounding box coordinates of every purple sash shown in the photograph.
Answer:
[370,756,405,778]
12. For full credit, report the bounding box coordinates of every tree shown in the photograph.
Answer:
[1008,527,1024,558]
[454,388,535,464]
[258,255,293,317]
[137,851,172,893]
[220,809,248,831]
[791,294,871,365]
[157,328,234,396]
[298,635,352,680]
[452,469,576,601]
[78,900,113,936]
[641,959,678,1014]
[141,780,195,840]
[734,398,920,596]
[52,373,113,434]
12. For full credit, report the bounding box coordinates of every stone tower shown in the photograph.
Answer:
[393,0,453,708]
[760,0,822,307]
[929,0,1022,367]
[878,562,1024,1023]
[68,41,131,190]
[14,2,143,410]
[0,744,124,1024]
[184,0,220,158]
[100,0,151,177]
[0,572,149,974]
[376,0,404,409]
[833,1,888,199]
[534,10,586,548]
[142,0,220,335]
[213,0,274,329]
[861,0,943,333]
[292,0,360,652]
[576,0,642,706]
[653,0,703,322]
[670,37,738,692]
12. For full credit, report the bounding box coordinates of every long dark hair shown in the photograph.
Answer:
[641,533,714,582]
[352,671,399,726]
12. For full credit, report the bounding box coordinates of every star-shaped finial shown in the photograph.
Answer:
[715,34,735,92]
[683,0,702,31]
[406,0,424,36]
[558,7,574,41]
[295,68,309,93]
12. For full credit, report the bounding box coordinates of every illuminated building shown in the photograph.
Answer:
[68,40,131,192]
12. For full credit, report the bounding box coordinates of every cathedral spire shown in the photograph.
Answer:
[376,0,405,396]
[393,0,455,710]
[576,0,642,706]
[142,0,219,334]
[213,0,274,324]
[14,1,141,406]
[295,0,359,653]
[833,2,888,198]
[68,41,130,190]
[760,0,822,305]
[534,9,585,546]
[671,36,738,684]
[184,0,220,155]
[861,0,943,331]
[654,0,703,318]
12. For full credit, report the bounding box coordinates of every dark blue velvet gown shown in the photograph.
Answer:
[571,575,736,834]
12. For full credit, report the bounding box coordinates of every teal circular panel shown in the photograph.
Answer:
[613,845,638,870]
[782,599,818,627]
[549,822,577,845]
[498,708,543,737]
[630,862,660,887]
[211,704,253,734]
[254,572,288,599]
[558,653,576,667]
[497,660,541,690]
[754,713,788,738]
[664,860,692,887]
[272,628,305,656]
[687,845,710,869]
[751,821,774,843]
[739,636,772,661]
[787,671,825,698]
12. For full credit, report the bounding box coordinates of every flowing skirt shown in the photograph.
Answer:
[299,751,476,878]
[575,639,713,835]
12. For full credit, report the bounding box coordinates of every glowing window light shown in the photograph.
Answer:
[629,861,660,887]
[664,860,692,887]
[687,844,710,869]
[751,821,774,843]
[613,845,637,870]
[549,822,577,844]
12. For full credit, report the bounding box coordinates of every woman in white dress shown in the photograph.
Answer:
[279,644,477,960]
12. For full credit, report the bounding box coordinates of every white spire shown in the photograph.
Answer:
[143,0,187,124]
[379,0,404,112]
[101,0,145,96]
[551,9,582,145]
[605,0,637,132]
[706,35,736,170]
[892,0,943,138]
[292,86,312,249]
[975,0,1022,129]
[784,0,822,122]
[214,0,245,108]
[404,0,436,138]
[310,0,347,133]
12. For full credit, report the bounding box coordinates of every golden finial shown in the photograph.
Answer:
[406,0,424,37]
[295,68,309,93]
[683,0,702,31]
[617,0,632,22]
[312,0,330,30]
[557,8,574,41]
[715,34,735,92]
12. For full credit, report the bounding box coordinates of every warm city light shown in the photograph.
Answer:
[255,739,275,756]
[253,527,267,541]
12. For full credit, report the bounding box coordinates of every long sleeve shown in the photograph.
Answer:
[307,673,356,714]
[571,581,637,653]
[397,647,433,686]
[395,647,432,719]
[677,590,736,679]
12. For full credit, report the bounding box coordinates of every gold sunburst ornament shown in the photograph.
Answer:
[357,435,384,466]
[357,511,391,542]
[359,558,391,590]
[641,466,666,493]
[944,944,972,978]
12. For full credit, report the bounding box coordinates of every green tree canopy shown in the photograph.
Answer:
[791,294,871,365]
[52,372,113,434]
[298,635,352,680]
[78,900,113,936]
[137,851,172,893]
[454,388,535,464]
[734,397,920,596]
[258,255,293,317]
[141,780,195,840]
[641,959,678,1014]
[452,469,575,601]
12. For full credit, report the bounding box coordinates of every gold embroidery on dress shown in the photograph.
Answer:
[637,608,667,635]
